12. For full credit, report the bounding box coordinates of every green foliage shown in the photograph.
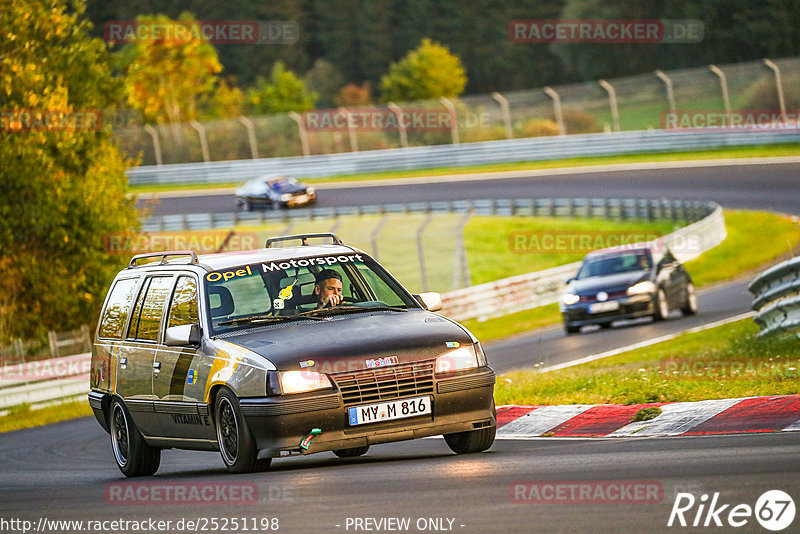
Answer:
[0,0,138,342]
[380,38,466,102]
[303,59,345,109]
[117,12,223,124]
[518,118,561,137]
[632,407,662,422]
[246,62,318,114]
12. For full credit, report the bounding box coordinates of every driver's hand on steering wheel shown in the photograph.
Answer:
[320,293,344,307]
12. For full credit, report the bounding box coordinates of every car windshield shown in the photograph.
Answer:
[576,252,652,279]
[204,252,418,334]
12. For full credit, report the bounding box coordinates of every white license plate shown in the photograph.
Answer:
[589,301,620,314]
[295,194,308,203]
[348,396,431,426]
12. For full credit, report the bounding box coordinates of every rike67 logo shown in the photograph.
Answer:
[668,490,795,531]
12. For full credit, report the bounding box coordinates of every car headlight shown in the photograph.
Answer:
[275,370,332,395]
[435,345,480,374]
[561,293,580,305]
[306,186,315,195]
[280,193,293,202]
[627,281,656,295]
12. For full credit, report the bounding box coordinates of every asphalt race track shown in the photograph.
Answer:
[3,417,800,533]
[144,161,800,216]
[4,160,799,533]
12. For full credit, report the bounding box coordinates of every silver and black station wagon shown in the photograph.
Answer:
[89,233,496,476]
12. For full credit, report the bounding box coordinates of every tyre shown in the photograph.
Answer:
[242,200,251,212]
[599,322,612,329]
[681,283,698,315]
[564,324,580,334]
[332,445,370,458]
[110,398,160,477]
[444,402,496,454]
[215,387,270,474]
[653,288,669,321]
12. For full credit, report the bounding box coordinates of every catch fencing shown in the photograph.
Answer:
[749,257,800,336]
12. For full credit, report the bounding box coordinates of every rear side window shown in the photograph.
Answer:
[128,276,173,342]
[167,276,199,328]
[98,278,139,339]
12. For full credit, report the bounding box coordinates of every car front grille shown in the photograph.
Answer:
[330,359,435,406]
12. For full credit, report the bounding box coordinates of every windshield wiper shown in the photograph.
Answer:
[218,314,326,326]
[297,304,408,318]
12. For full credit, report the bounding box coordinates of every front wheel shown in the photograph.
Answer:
[444,425,496,454]
[110,399,160,477]
[653,288,669,321]
[215,388,270,474]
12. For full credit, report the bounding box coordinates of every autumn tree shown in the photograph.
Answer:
[246,61,318,114]
[380,38,466,102]
[117,13,225,123]
[0,0,139,341]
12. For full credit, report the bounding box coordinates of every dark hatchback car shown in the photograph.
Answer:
[235,175,316,210]
[560,243,697,334]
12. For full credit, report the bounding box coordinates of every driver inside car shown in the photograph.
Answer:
[314,268,344,308]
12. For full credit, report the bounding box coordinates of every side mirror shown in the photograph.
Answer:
[564,277,573,285]
[165,323,201,347]
[414,292,443,312]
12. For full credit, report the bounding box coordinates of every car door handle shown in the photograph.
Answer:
[120,357,127,370]
[153,361,161,372]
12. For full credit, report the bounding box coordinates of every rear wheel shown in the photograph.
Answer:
[333,445,370,458]
[215,388,270,474]
[599,322,612,329]
[681,283,698,315]
[653,288,669,321]
[110,399,160,477]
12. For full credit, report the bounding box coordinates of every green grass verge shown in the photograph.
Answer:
[0,401,93,433]
[464,209,800,343]
[494,319,800,406]
[127,143,800,194]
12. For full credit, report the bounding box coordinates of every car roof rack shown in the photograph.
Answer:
[265,233,344,248]
[128,251,199,269]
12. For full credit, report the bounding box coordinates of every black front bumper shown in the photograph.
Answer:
[239,367,496,457]
[561,294,655,327]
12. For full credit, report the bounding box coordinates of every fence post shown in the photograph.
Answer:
[370,216,389,261]
[143,125,163,166]
[543,87,565,135]
[288,112,310,156]
[416,213,434,292]
[387,103,408,148]
[491,92,513,139]
[190,121,211,163]
[655,70,676,114]
[48,330,59,358]
[453,211,473,289]
[237,116,259,159]
[338,107,359,152]
[709,65,732,117]
[763,59,788,125]
[80,324,91,353]
[598,80,621,132]
[439,97,460,145]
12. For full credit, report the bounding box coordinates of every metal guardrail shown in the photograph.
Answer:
[440,201,725,321]
[127,129,800,186]
[749,257,800,336]
[0,353,90,411]
[142,197,714,232]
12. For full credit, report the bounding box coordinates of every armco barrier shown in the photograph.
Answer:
[441,201,725,321]
[749,257,800,336]
[127,129,800,186]
[0,353,90,410]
